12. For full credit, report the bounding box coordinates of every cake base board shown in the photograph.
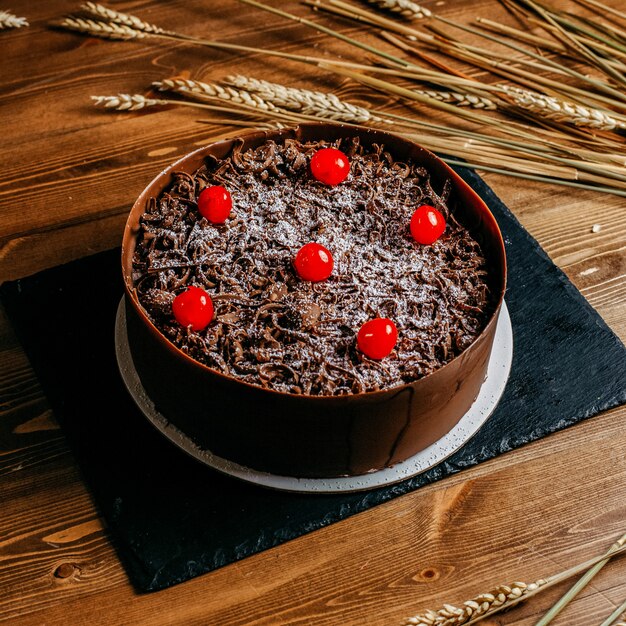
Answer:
[115,298,513,493]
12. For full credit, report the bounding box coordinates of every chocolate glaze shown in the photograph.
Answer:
[132,137,493,396]
[122,124,506,478]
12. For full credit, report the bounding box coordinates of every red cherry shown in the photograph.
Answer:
[310,148,350,185]
[172,286,214,331]
[410,205,446,245]
[357,318,398,360]
[294,243,334,282]
[197,185,232,223]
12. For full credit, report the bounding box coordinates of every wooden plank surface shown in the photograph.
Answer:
[1,0,625,624]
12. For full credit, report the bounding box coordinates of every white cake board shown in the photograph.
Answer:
[115,299,513,493]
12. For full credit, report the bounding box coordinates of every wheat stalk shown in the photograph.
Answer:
[309,0,626,105]
[91,94,167,111]
[93,91,308,125]
[56,16,146,40]
[572,0,626,22]
[154,78,281,113]
[502,86,626,131]
[599,599,626,626]
[403,534,626,626]
[414,89,497,110]
[380,25,626,113]
[405,581,546,625]
[534,531,626,625]
[514,0,626,89]
[80,2,165,33]
[365,0,431,19]
[0,9,28,29]
[224,74,380,123]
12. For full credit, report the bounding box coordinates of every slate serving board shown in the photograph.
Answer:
[2,166,625,592]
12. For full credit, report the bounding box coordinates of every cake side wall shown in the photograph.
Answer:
[125,295,500,477]
[121,123,507,479]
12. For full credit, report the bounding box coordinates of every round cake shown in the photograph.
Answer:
[122,124,506,478]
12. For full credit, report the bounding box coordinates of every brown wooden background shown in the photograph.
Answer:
[1,1,625,624]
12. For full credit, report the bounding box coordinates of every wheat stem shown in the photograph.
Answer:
[476,17,626,70]
[378,22,626,115]
[126,90,626,194]
[442,158,626,197]
[0,10,28,29]
[572,0,626,22]
[410,34,626,112]
[59,6,411,73]
[433,12,626,100]
[221,76,622,169]
[535,13,626,61]
[381,109,626,164]
[413,134,626,184]
[319,0,575,80]
[476,16,567,53]
[236,0,419,69]
[414,138,577,179]
[201,77,626,183]
[511,0,626,87]
[217,76,626,173]
[534,532,626,626]
[307,0,626,103]
[600,599,626,626]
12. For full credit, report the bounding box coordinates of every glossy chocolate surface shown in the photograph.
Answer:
[122,124,506,477]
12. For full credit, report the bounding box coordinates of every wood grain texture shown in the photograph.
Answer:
[1,0,625,624]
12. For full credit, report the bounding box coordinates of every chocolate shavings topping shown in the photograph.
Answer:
[132,137,494,396]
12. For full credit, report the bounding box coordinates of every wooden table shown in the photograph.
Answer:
[1,1,625,624]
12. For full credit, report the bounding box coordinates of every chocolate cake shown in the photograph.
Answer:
[122,124,506,478]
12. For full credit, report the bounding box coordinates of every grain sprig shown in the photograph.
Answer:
[224,74,381,123]
[92,90,308,126]
[366,0,431,20]
[91,94,168,111]
[403,533,626,626]
[56,16,146,40]
[404,580,547,625]
[154,78,281,112]
[414,89,497,110]
[502,86,626,131]
[80,2,165,33]
[0,9,28,29]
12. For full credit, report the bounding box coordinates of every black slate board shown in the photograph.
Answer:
[2,167,626,592]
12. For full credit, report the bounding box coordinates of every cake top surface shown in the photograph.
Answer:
[132,136,493,396]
